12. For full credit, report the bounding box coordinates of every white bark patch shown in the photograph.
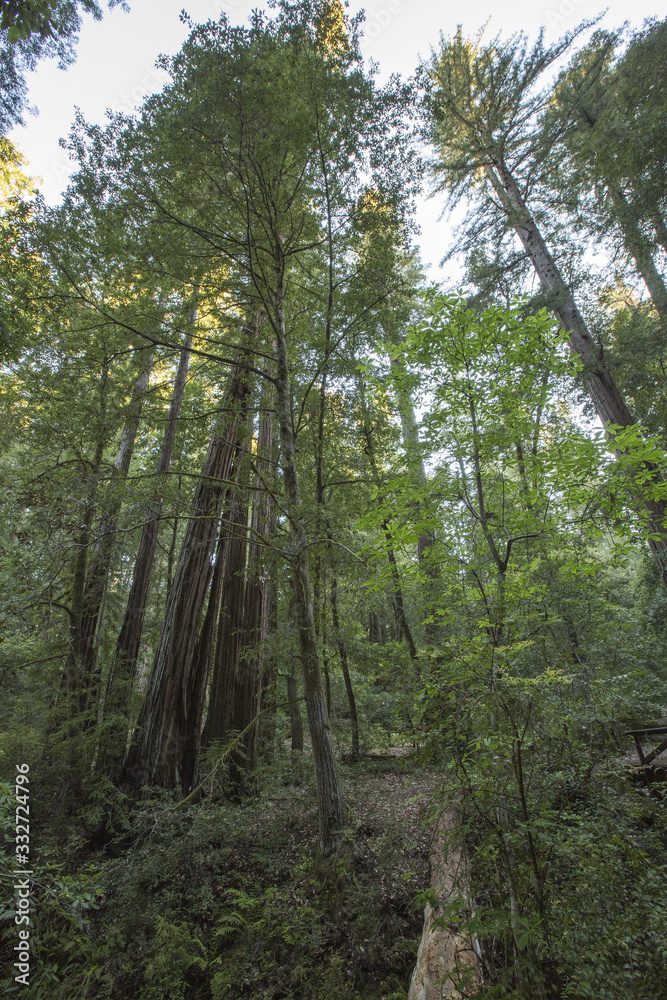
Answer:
[408,804,481,1000]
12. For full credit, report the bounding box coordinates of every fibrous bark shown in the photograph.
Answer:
[108,328,193,720]
[228,380,274,788]
[201,487,250,751]
[123,333,255,794]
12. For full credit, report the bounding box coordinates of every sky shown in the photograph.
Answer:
[7,0,663,282]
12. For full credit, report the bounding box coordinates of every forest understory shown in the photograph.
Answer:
[2,741,436,1000]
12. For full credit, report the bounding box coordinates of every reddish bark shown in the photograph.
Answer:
[200,488,250,750]
[122,335,255,794]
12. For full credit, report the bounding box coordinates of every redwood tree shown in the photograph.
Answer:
[123,333,255,794]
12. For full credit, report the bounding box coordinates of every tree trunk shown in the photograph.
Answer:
[486,155,667,585]
[108,330,193,720]
[287,671,304,751]
[201,487,250,751]
[228,383,274,790]
[390,354,441,641]
[384,525,420,664]
[273,273,344,857]
[180,517,230,793]
[122,334,255,794]
[78,349,154,718]
[390,355,438,560]
[649,209,667,256]
[330,570,359,760]
[64,433,106,711]
[259,534,279,757]
[359,399,420,666]
[408,803,481,1000]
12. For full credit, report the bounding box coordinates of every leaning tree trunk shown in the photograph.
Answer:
[122,334,255,794]
[107,329,193,723]
[486,155,667,585]
[649,207,667,256]
[77,348,154,719]
[272,272,344,857]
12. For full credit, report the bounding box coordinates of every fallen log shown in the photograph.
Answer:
[408,800,481,1000]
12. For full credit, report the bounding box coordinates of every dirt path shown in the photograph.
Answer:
[349,756,481,999]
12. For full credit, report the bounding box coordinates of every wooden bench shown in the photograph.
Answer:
[625,727,667,783]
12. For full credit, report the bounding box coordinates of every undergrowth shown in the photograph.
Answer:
[0,753,431,1000]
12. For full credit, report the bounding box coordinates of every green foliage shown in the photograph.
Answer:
[0,1,128,134]
[0,785,105,997]
[0,754,426,1000]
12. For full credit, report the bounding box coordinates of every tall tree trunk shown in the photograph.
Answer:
[78,348,154,718]
[389,353,438,565]
[486,155,667,585]
[384,524,419,664]
[180,517,230,793]
[201,487,250,750]
[649,209,667,256]
[228,381,274,790]
[389,353,441,640]
[286,670,304,751]
[64,433,107,711]
[330,570,359,760]
[322,580,332,718]
[359,404,420,667]
[272,272,344,857]
[259,471,280,758]
[107,329,193,724]
[122,333,255,794]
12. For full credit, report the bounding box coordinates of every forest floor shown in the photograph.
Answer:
[2,746,445,1000]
